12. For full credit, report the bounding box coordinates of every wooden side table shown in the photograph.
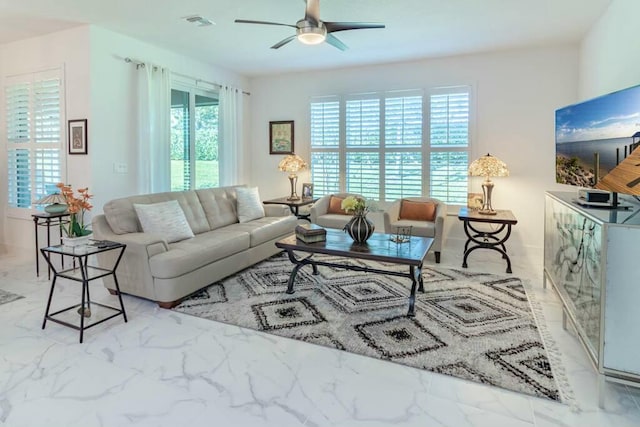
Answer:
[40,241,128,343]
[263,197,319,221]
[32,212,70,279]
[458,208,518,273]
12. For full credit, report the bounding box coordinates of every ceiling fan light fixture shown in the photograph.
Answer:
[296,25,326,45]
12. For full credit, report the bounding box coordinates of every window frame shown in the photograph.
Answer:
[427,86,473,206]
[310,86,473,205]
[170,80,220,191]
[3,67,66,220]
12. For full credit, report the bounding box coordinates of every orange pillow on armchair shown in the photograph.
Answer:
[327,196,348,215]
[398,200,438,221]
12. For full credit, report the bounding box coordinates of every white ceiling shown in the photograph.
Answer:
[0,0,612,77]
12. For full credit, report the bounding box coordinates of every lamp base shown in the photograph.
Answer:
[287,174,300,201]
[478,209,497,215]
[44,203,68,214]
[478,179,497,215]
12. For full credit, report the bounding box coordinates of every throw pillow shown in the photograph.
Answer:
[327,196,348,215]
[236,187,265,223]
[134,200,195,243]
[399,200,438,222]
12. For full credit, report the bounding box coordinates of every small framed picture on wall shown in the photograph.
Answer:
[302,183,314,199]
[68,119,88,155]
[269,120,294,154]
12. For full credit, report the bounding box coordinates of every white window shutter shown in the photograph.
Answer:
[5,70,63,210]
[310,87,471,204]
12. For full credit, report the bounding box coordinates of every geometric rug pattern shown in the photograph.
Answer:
[0,289,23,306]
[175,252,562,401]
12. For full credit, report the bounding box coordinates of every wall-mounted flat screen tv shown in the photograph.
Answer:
[555,83,640,196]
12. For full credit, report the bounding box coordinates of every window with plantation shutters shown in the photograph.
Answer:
[310,98,341,195]
[4,70,64,212]
[429,88,471,204]
[310,86,471,204]
[385,95,423,200]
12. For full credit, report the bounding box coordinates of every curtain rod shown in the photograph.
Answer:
[124,57,250,96]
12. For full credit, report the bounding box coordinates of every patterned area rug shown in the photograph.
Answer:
[175,253,566,402]
[0,289,23,306]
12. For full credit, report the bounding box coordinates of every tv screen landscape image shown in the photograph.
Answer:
[555,84,640,195]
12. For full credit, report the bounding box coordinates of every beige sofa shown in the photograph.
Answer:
[92,185,296,308]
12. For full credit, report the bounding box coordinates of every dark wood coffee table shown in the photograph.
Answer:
[275,230,434,317]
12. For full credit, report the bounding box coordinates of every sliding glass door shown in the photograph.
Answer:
[170,86,219,191]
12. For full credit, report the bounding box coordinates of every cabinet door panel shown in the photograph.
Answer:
[604,226,640,375]
[544,196,602,359]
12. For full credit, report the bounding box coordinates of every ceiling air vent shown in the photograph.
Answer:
[183,15,215,27]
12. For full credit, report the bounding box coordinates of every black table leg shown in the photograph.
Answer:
[41,250,56,328]
[33,217,40,277]
[462,221,513,273]
[111,247,128,322]
[284,249,317,294]
[281,249,426,318]
[46,218,52,279]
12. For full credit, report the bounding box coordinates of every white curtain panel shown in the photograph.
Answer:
[219,86,244,186]
[137,64,171,194]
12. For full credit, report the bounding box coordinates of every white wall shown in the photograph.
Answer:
[248,46,579,258]
[0,26,91,251]
[88,27,251,212]
[0,25,250,251]
[579,0,640,98]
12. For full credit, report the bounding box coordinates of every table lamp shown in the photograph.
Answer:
[278,153,308,201]
[34,193,68,214]
[468,153,509,215]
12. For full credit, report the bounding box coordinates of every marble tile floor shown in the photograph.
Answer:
[1,244,640,427]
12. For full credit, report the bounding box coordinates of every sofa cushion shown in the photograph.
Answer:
[315,213,353,230]
[390,219,436,238]
[134,200,195,243]
[104,191,209,235]
[224,215,297,247]
[196,187,239,230]
[236,187,265,223]
[327,196,348,215]
[148,230,250,279]
[399,199,437,222]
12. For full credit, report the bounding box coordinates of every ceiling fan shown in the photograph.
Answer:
[234,0,385,51]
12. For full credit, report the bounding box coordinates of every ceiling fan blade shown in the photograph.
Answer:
[326,34,348,51]
[271,35,297,49]
[304,0,321,25]
[324,22,386,33]
[235,19,297,29]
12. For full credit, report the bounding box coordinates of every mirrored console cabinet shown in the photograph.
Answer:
[544,191,640,406]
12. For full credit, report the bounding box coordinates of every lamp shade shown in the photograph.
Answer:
[34,193,67,205]
[278,154,308,173]
[34,193,68,214]
[468,153,509,178]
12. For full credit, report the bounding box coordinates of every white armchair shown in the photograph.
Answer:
[310,193,363,229]
[383,197,446,263]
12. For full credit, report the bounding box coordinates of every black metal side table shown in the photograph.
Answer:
[32,212,70,279]
[263,197,319,221]
[458,208,518,273]
[40,241,128,343]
